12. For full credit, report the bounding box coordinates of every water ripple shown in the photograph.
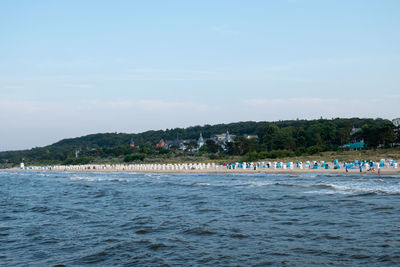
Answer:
[1,171,400,266]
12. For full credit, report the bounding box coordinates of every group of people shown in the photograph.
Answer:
[222,159,398,172]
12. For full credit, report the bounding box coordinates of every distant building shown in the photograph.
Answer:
[211,131,235,144]
[350,127,362,136]
[393,118,400,127]
[156,139,166,148]
[211,133,227,142]
[130,138,135,148]
[341,141,365,150]
[165,139,185,150]
[244,134,259,141]
[162,131,239,152]
[211,130,236,151]
[198,133,205,148]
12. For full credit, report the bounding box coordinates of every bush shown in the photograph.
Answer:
[258,151,270,159]
[124,153,146,162]
[273,149,294,158]
[294,147,306,156]
[63,157,92,165]
[209,154,219,160]
[306,145,322,155]
[244,151,259,162]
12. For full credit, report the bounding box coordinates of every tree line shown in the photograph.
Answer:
[0,118,398,165]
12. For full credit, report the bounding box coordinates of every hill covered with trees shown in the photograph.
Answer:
[0,118,398,167]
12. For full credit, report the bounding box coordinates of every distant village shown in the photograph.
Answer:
[129,117,400,152]
[130,131,259,152]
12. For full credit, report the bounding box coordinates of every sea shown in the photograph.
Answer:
[1,171,400,266]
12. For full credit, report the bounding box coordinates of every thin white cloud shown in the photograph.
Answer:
[63,84,94,89]
[122,68,218,81]
[74,99,211,113]
[127,68,216,75]
[244,97,340,105]
[1,85,26,89]
[137,99,209,112]
[0,100,45,114]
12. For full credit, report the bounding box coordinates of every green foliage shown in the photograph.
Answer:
[306,145,323,155]
[0,118,397,165]
[63,157,93,165]
[226,136,258,155]
[200,140,221,154]
[361,121,394,148]
[138,142,157,154]
[156,147,170,155]
[244,151,259,162]
[243,149,295,161]
[124,153,146,162]
[184,140,198,151]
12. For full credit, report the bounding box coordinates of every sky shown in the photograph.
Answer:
[1,0,399,151]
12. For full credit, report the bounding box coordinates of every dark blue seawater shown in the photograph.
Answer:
[1,171,400,266]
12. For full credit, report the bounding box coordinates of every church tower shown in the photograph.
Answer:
[198,132,205,148]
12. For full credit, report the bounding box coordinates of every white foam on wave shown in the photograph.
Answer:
[70,176,103,182]
[312,183,400,195]
[144,173,162,179]
[304,190,348,195]
[70,176,129,182]
[191,182,211,186]
[244,182,275,187]
[35,173,51,177]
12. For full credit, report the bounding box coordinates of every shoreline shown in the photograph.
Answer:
[2,167,400,175]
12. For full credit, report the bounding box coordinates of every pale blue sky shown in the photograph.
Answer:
[1,0,399,150]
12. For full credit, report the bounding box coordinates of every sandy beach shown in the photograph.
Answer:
[4,165,400,175]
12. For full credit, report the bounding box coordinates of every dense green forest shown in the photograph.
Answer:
[0,118,398,166]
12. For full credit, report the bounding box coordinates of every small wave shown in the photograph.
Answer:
[183,227,216,236]
[30,206,50,213]
[148,243,173,250]
[198,208,220,213]
[350,192,378,197]
[235,214,250,217]
[229,233,248,239]
[304,190,345,195]
[291,205,323,210]
[70,176,129,182]
[315,183,400,195]
[78,250,108,264]
[243,182,274,187]
[135,229,149,234]
[350,254,371,259]
[191,182,211,186]
[144,173,162,179]
[321,233,341,240]
[70,176,103,182]
[371,206,394,211]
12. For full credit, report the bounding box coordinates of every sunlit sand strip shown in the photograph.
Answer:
[8,160,400,175]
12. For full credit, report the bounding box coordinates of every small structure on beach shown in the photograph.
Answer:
[341,141,365,151]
